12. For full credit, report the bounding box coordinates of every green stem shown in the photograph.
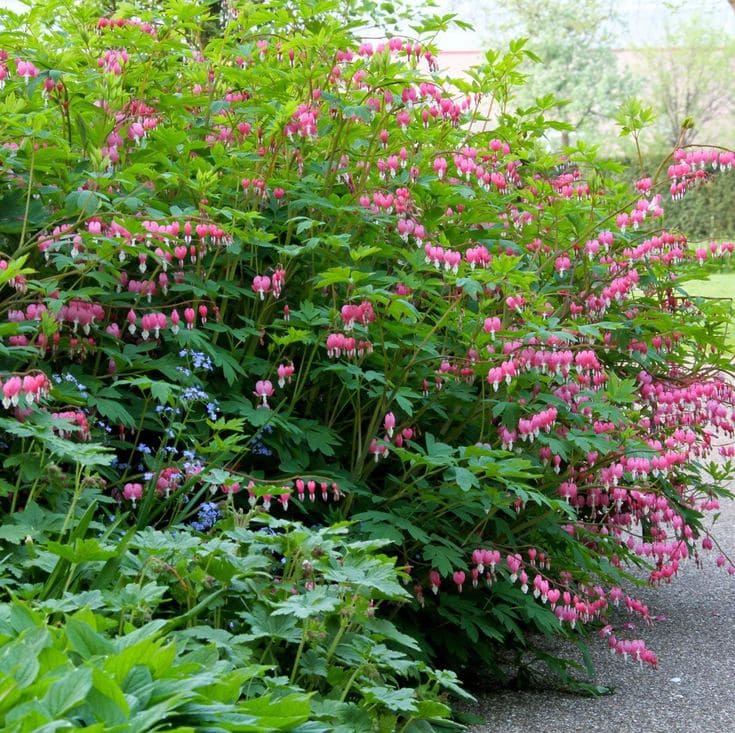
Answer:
[62,563,77,595]
[10,440,25,513]
[289,621,309,684]
[338,663,364,702]
[19,145,36,250]
[26,446,48,506]
[323,614,350,665]
[61,464,84,536]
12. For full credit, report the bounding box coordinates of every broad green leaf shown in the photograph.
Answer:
[42,667,92,717]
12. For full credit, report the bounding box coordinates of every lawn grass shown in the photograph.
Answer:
[682,272,735,301]
[681,271,735,350]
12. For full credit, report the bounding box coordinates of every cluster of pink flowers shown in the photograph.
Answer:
[668,147,735,199]
[396,217,427,245]
[355,37,436,70]
[464,243,492,269]
[1,372,50,408]
[486,359,519,391]
[139,312,168,340]
[51,410,90,440]
[206,122,253,147]
[251,267,285,300]
[218,477,343,511]
[325,332,374,359]
[98,49,129,75]
[96,17,156,35]
[153,467,183,498]
[601,627,658,668]
[292,478,342,504]
[340,301,375,330]
[127,118,157,143]
[128,307,193,335]
[0,50,8,88]
[693,240,734,263]
[285,103,319,139]
[97,99,160,165]
[638,372,735,436]
[376,152,404,178]
[277,363,294,388]
[7,299,219,356]
[241,177,281,200]
[615,195,664,231]
[424,244,461,273]
[450,143,521,193]
[369,414,414,461]
[15,59,39,82]
[516,406,558,441]
[326,298,377,359]
[58,300,106,334]
[38,217,231,273]
[420,548,657,666]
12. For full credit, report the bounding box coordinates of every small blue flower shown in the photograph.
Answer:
[191,501,221,531]
[250,431,273,456]
[179,348,214,371]
[182,386,209,402]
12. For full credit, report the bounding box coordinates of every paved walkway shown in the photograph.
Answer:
[467,495,735,733]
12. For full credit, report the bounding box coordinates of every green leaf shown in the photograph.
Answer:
[431,669,476,701]
[66,618,115,658]
[421,540,463,577]
[88,667,130,725]
[451,466,478,492]
[235,693,312,729]
[238,604,301,644]
[271,587,341,619]
[42,667,92,717]
[364,618,421,651]
[362,686,417,713]
[46,539,117,564]
[0,524,31,543]
[303,421,340,456]
[606,373,638,403]
[320,553,410,600]
[150,380,172,404]
[65,189,99,216]
[89,397,136,428]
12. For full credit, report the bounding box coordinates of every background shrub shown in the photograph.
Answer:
[0,0,734,722]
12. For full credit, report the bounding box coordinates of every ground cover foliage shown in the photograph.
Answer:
[1,0,735,729]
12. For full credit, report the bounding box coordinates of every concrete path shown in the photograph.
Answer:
[466,496,735,733]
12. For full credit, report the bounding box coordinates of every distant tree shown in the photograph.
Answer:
[643,20,735,146]
[486,0,632,149]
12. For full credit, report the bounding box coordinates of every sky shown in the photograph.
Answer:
[1,0,734,49]
[411,0,735,50]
